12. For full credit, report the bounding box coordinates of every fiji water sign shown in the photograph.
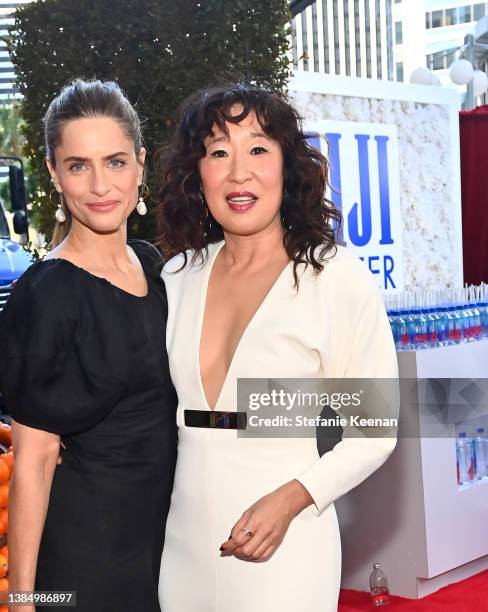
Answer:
[306,121,404,291]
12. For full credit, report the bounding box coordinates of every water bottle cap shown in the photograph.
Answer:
[373,563,380,569]
[459,432,467,438]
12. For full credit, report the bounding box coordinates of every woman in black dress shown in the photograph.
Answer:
[0,79,177,611]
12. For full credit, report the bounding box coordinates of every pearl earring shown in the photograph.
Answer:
[50,189,66,223]
[136,195,147,216]
[136,183,149,216]
[55,204,66,223]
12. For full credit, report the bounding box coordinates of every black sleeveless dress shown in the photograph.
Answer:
[0,241,177,611]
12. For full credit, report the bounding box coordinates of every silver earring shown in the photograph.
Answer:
[136,183,148,216]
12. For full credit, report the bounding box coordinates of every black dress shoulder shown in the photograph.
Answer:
[0,240,177,612]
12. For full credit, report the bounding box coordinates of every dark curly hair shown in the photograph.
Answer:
[157,83,342,285]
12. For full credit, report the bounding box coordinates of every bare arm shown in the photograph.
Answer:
[9,420,60,607]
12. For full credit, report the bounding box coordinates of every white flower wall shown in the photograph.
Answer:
[291,91,459,290]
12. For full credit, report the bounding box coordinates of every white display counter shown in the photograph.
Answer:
[336,341,488,598]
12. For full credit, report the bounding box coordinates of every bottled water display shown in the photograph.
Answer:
[456,428,488,487]
[385,284,488,351]
[369,562,390,607]
[456,432,474,485]
[472,428,488,480]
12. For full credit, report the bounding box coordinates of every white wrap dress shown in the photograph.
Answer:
[159,241,397,612]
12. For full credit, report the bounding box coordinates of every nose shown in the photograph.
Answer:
[90,165,111,197]
[228,150,251,184]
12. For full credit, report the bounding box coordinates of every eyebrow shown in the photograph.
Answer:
[62,151,129,163]
[206,131,271,146]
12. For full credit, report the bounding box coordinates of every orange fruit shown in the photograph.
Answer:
[0,426,11,449]
[0,486,8,509]
[0,511,7,536]
[0,553,7,578]
[0,547,7,561]
[0,462,9,486]
[1,454,13,473]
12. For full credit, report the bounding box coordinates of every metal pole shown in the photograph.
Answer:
[465,34,475,110]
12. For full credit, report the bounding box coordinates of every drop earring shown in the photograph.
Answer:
[50,190,66,223]
[55,204,66,223]
[137,183,149,216]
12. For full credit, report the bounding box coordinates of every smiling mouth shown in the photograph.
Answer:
[85,200,118,212]
[226,192,257,211]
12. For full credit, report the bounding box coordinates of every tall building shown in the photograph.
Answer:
[391,0,426,83]
[290,0,395,80]
[424,1,487,83]
[0,0,33,104]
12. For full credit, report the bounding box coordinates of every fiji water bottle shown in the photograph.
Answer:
[415,309,428,349]
[448,306,462,344]
[426,308,439,348]
[369,563,390,607]
[457,433,473,484]
[397,310,410,351]
[388,310,400,348]
[436,306,448,346]
[473,428,488,479]
[469,304,481,341]
[462,303,473,342]
[479,301,488,338]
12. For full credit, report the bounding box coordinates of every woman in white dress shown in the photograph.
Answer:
[157,84,398,611]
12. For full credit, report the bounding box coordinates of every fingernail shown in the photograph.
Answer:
[219,546,224,551]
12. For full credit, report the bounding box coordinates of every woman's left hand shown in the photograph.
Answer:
[219,479,314,562]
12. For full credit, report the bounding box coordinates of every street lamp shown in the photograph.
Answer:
[411,24,488,110]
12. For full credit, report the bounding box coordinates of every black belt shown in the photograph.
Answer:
[184,409,247,430]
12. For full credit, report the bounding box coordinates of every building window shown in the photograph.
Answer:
[395,21,403,44]
[445,8,458,26]
[376,0,382,79]
[425,12,431,29]
[433,51,445,70]
[446,49,456,67]
[396,61,404,82]
[312,2,319,72]
[365,0,372,78]
[344,0,351,76]
[458,6,472,23]
[474,3,486,20]
[301,11,309,71]
[431,10,443,28]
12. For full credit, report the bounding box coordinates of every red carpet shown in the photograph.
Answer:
[338,569,488,611]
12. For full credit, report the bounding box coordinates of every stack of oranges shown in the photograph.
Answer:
[0,422,13,612]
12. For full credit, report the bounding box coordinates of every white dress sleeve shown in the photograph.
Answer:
[295,248,399,516]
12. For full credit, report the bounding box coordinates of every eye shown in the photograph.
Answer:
[69,163,86,172]
[109,159,126,168]
[210,149,228,158]
[251,146,268,155]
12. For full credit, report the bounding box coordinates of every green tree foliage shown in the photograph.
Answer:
[0,103,40,225]
[5,0,290,242]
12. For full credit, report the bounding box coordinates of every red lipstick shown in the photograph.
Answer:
[225,191,257,212]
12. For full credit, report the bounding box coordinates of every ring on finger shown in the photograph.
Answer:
[241,527,253,537]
